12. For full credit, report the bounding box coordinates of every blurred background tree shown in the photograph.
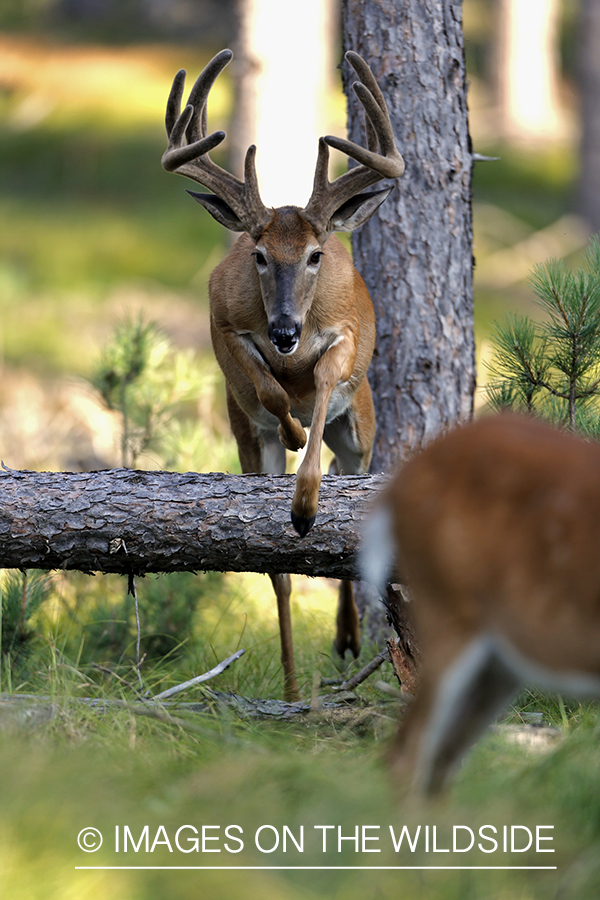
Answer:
[496,0,564,143]
[231,0,336,207]
[578,0,600,231]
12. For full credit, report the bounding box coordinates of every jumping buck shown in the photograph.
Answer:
[362,413,600,794]
[162,49,404,700]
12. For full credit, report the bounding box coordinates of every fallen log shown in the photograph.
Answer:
[0,466,388,580]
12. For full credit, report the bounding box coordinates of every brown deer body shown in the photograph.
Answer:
[362,414,600,794]
[162,49,404,699]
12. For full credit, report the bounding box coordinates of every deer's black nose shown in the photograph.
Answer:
[268,320,302,355]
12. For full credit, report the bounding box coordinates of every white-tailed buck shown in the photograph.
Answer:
[362,413,600,794]
[162,49,404,699]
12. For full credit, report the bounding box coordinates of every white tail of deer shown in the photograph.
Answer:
[162,49,404,700]
[362,414,600,794]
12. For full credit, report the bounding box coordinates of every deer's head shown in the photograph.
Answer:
[162,50,404,356]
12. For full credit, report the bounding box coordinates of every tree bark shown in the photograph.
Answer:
[0,467,386,579]
[341,0,475,641]
[342,0,475,470]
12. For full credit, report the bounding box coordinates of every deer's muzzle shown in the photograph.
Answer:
[268,319,302,355]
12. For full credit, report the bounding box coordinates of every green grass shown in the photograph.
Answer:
[2,564,600,900]
[0,117,229,292]
[2,636,600,900]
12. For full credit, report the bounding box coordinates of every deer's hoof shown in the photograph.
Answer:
[291,510,316,537]
[278,421,306,452]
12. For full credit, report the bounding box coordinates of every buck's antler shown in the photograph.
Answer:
[161,48,271,239]
[301,51,405,242]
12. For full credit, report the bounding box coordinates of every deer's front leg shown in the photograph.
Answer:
[223,332,306,451]
[291,333,358,536]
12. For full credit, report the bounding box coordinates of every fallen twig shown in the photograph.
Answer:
[373,679,403,699]
[332,648,391,692]
[320,675,344,687]
[152,649,246,701]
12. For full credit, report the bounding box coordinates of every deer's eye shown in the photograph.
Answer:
[308,251,323,267]
[253,251,267,267]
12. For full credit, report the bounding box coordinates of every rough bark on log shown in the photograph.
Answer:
[0,467,388,579]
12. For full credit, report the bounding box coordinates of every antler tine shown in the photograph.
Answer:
[162,111,226,172]
[301,52,404,239]
[345,51,386,116]
[243,144,271,227]
[162,49,271,236]
[185,48,233,143]
[161,63,228,174]
[326,82,404,176]
[165,69,186,136]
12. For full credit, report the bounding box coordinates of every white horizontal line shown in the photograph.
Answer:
[75,865,558,871]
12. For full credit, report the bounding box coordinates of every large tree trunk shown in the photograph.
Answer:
[343,0,475,469]
[0,467,385,579]
[341,0,475,640]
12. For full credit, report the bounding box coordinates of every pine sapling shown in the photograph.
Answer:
[486,236,600,433]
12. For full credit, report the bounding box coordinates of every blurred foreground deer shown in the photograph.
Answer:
[162,49,404,699]
[362,414,600,794]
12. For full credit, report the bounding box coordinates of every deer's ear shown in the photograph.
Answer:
[187,190,246,232]
[328,185,395,234]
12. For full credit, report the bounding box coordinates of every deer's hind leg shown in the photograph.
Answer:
[226,386,301,701]
[389,628,521,795]
[324,379,376,659]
